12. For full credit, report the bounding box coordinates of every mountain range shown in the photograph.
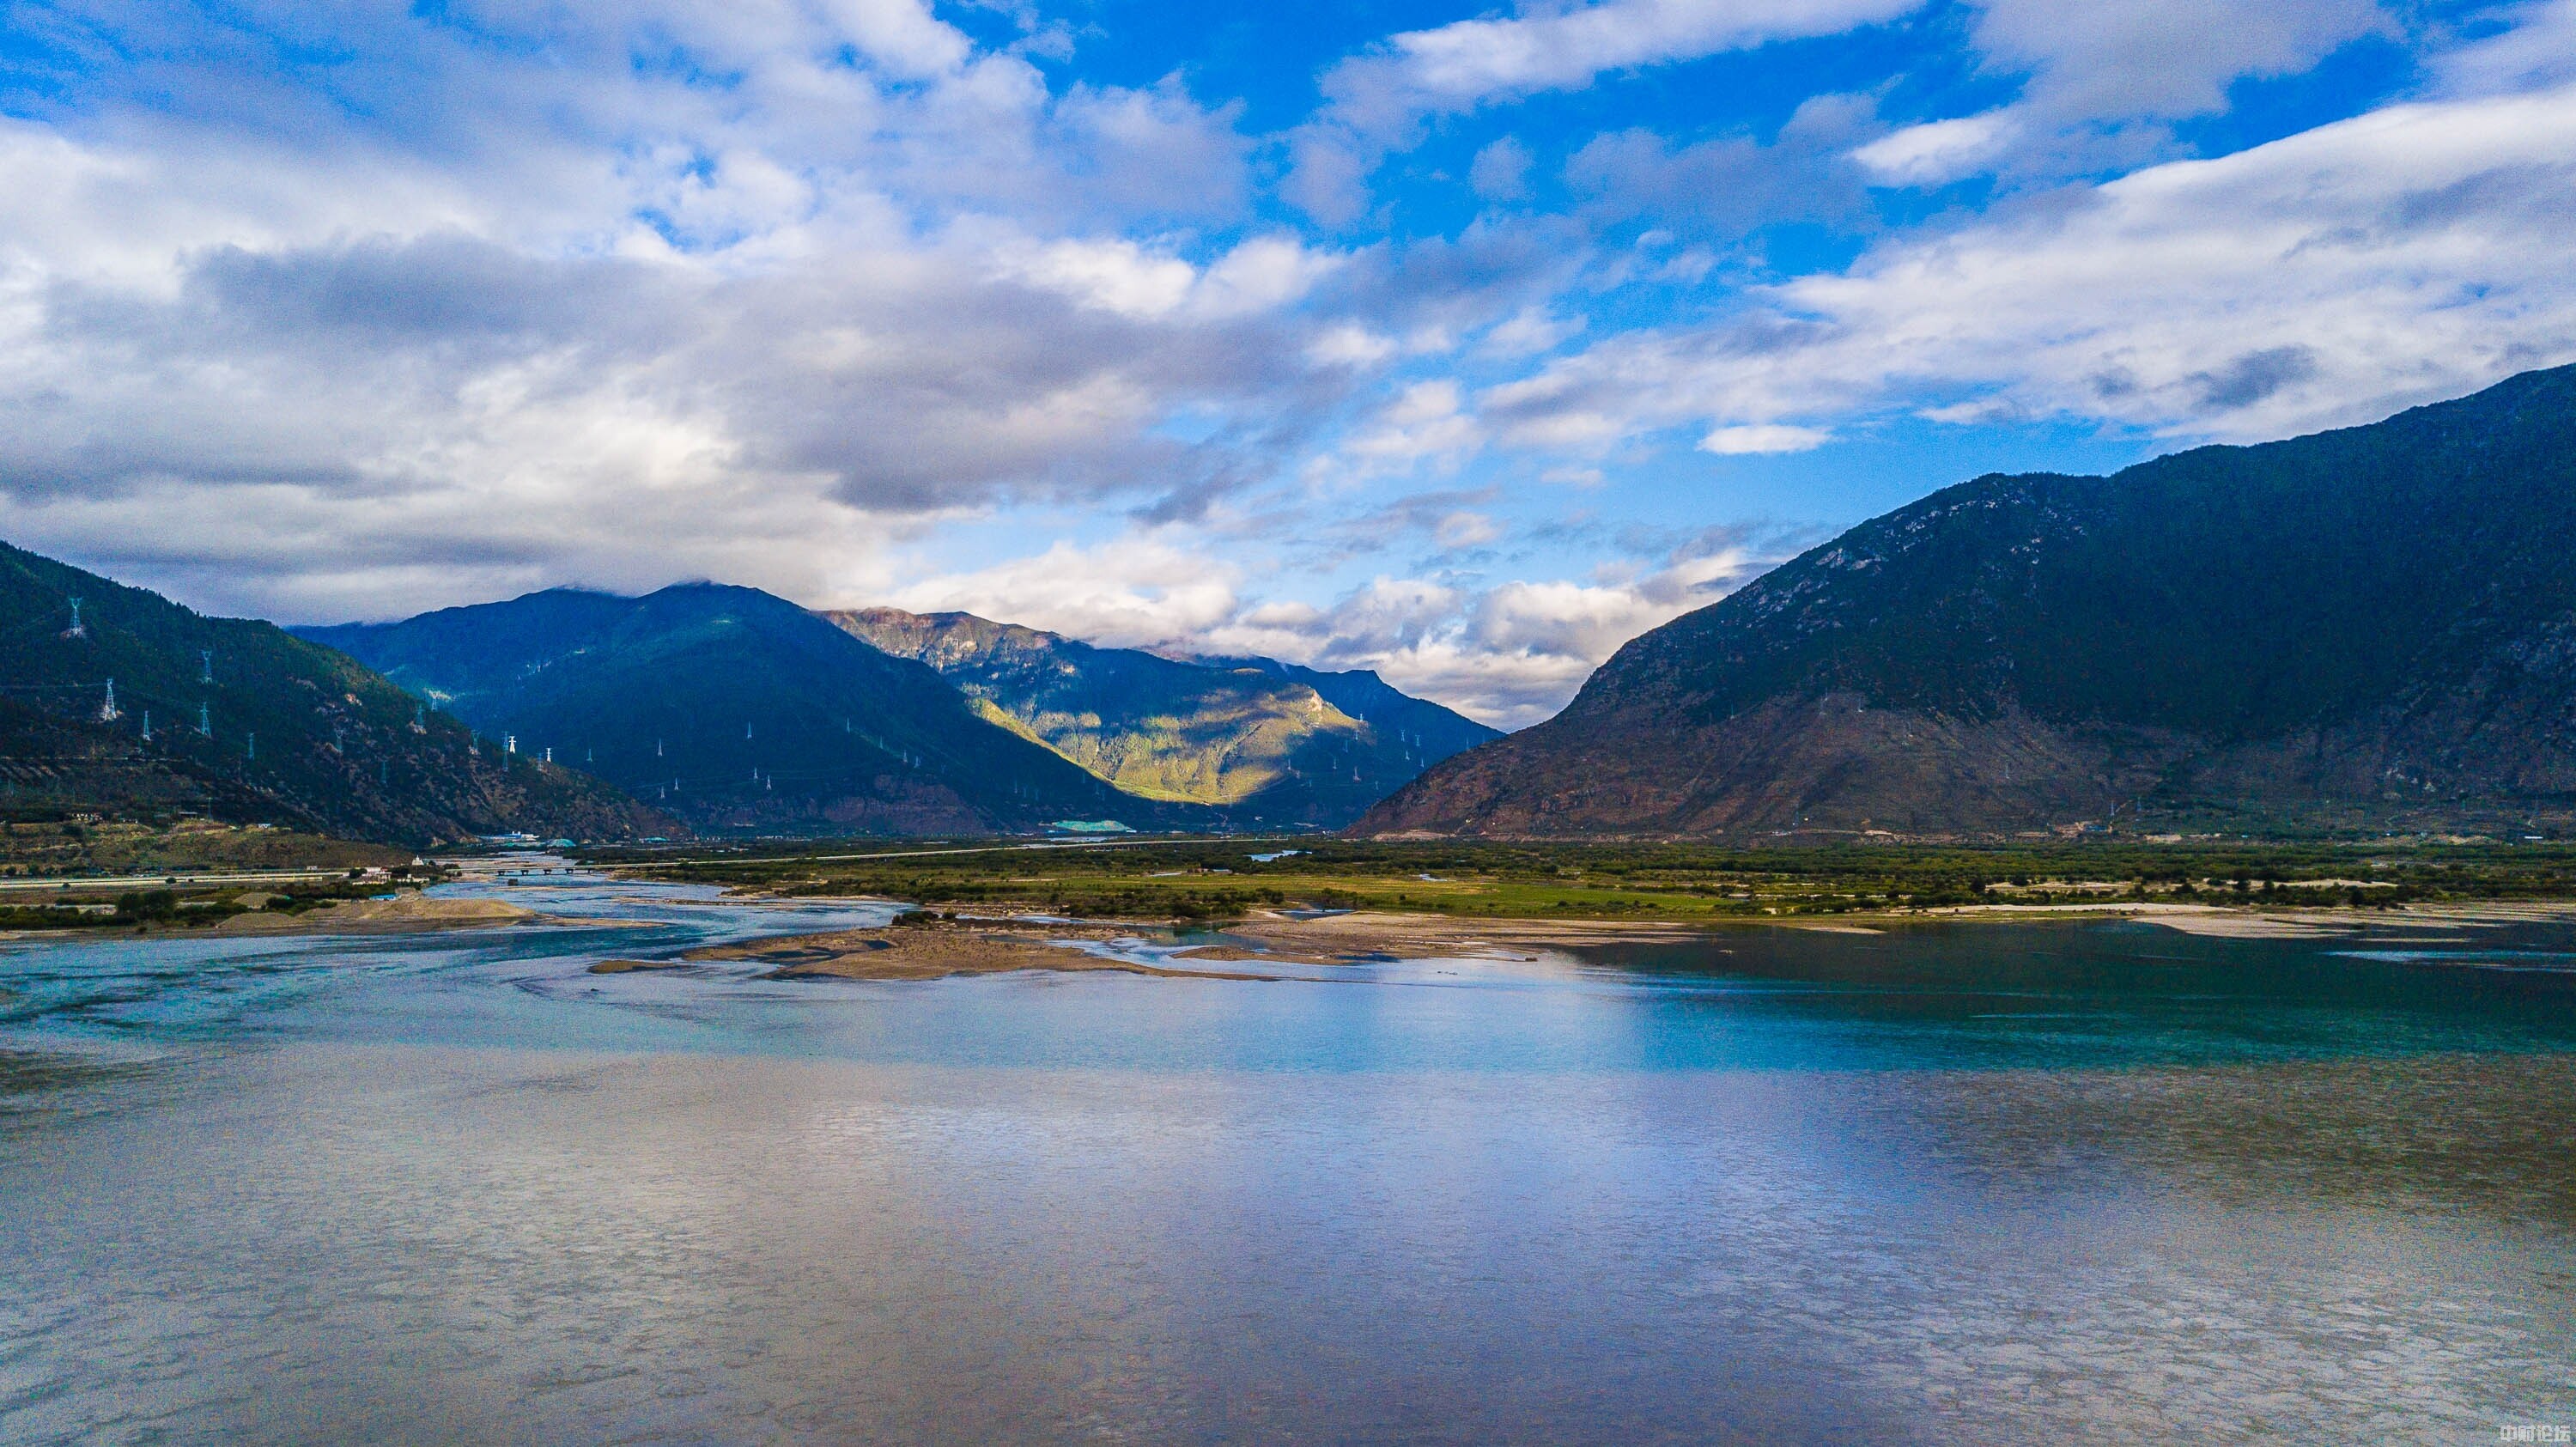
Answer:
[1364,362,2576,840]
[301,586,1151,836]
[828,607,1496,826]
[22,362,2576,849]
[0,542,663,847]
[301,587,1496,836]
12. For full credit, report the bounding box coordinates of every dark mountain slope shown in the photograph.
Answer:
[1363,362,2576,839]
[829,607,1497,827]
[305,586,1166,836]
[0,541,664,846]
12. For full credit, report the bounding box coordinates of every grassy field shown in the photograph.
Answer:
[0,818,410,879]
[581,835,2576,923]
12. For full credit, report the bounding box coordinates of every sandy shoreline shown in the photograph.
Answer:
[613,898,2576,982]
[43,881,2562,960]
[597,909,1788,981]
[596,917,1291,982]
[1210,910,1711,964]
[204,893,547,936]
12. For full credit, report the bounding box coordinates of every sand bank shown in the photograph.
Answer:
[1909,898,2576,938]
[211,892,539,935]
[598,917,1285,982]
[1207,909,1710,965]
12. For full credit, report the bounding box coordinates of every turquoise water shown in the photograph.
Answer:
[2,873,2572,1444]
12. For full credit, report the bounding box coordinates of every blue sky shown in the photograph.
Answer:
[2,0,2572,723]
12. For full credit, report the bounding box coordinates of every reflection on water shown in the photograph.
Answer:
[1,872,2571,1444]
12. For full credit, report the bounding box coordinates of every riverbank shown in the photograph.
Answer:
[637,898,2576,981]
[594,916,1287,982]
[208,892,542,935]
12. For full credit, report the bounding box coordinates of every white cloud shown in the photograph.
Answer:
[1850,111,2015,185]
[1968,0,2387,123]
[1700,423,1831,454]
[1194,235,1346,318]
[1481,306,1586,358]
[1182,534,1769,727]
[2436,0,2576,95]
[0,7,1351,624]
[995,237,1200,318]
[820,0,975,78]
[883,536,1246,648]
[878,526,1771,728]
[1333,0,1923,127]
[1290,0,1919,220]
[993,234,1341,320]
[1483,82,2576,450]
[1308,323,1400,368]
[1334,379,1483,477]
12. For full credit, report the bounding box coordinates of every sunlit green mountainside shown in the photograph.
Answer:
[825,608,1498,828]
[0,542,663,846]
[1191,654,1502,762]
[1365,362,2576,840]
[303,586,1183,836]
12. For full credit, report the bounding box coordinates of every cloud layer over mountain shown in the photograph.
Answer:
[3,0,2571,727]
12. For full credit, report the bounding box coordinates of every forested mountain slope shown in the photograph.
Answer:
[0,543,663,846]
[307,586,1170,835]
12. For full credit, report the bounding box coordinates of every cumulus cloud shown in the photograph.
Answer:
[1217,532,1771,727]
[0,5,1337,623]
[884,536,1248,647]
[879,523,1775,727]
[1850,111,2017,185]
[1483,82,2576,449]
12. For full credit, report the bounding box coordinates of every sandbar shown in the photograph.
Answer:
[210,893,540,935]
[598,917,1284,982]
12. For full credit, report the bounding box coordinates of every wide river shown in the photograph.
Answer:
[2,869,2572,1444]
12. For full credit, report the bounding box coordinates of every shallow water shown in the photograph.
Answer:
[2,871,2571,1444]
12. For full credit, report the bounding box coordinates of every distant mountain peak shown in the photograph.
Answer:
[829,606,1498,826]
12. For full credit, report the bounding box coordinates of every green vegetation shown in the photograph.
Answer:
[303,583,1151,836]
[586,836,2576,924]
[0,538,655,845]
[826,606,1496,824]
[0,876,429,934]
[0,818,406,877]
